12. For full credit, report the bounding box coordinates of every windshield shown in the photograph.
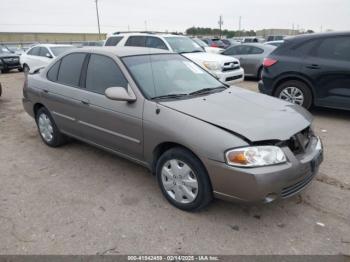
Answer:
[164,37,203,53]
[123,54,224,99]
[50,46,74,56]
[0,46,12,54]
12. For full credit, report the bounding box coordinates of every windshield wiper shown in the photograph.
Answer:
[189,86,227,96]
[150,93,189,100]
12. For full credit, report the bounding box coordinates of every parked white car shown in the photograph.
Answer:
[104,33,244,85]
[20,44,74,73]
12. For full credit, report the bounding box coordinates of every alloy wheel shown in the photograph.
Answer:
[278,86,304,106]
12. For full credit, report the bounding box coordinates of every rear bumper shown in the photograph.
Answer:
[205,136,323,203]
[258,78,274,95]
[22,97,34,118]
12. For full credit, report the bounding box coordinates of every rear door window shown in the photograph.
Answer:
[105,36,124,46]
[146,37,168,50]
[125,36,147,47]
[57,53,86,87]
[85,54,128,95]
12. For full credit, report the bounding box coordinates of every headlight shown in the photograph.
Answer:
[203,61,221,71]
[225,146,286,167]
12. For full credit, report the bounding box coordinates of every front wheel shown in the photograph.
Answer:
[35,107,68,147]
[156,147,212,211]
[23,64,30,73]
[274,80,313,109]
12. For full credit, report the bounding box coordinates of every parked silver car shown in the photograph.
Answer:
[23,47,323,211]
[222,43,276,79]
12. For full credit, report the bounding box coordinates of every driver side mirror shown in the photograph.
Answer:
[46,53,53,59]
[105,86,136,102]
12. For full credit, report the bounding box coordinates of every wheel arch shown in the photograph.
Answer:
[33,103,45,117]
[273,74,315,99]
[151,142,208,177]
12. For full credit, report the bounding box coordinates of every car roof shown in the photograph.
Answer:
[108,32,185,38]
[72,46,173,57]
[31,44,74,48]
[285,31,350,42]
[236,43,275,49]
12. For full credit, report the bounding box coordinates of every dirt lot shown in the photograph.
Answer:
[0,72,349,255]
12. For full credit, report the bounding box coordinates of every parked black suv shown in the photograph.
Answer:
[0,45,22,73]
[259,32,350,110]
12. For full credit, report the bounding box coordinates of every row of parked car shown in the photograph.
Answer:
[2,31,350,111]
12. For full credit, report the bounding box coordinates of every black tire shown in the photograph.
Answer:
[274,80,313,109]
[18,67,23,72]
[35,107,67,147]
[257,66,263,80]
[23,64,30,73]
[156,147,212,211]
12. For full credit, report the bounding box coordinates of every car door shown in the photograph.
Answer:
[223,45,252,74]
[244,46,265,76]
[42,52,88,136]
[303,36,350,109]
[78,53,144,159]
[25,46,41,69]
[37,47,54,68]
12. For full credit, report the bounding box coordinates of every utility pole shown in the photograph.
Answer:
[95,0,101,40]
[218,15,223,38]
[238,16,242,37]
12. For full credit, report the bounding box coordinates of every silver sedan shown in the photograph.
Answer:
[222,43,276,79]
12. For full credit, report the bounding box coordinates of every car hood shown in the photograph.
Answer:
[183,52,238,64]
[159,87,313,142]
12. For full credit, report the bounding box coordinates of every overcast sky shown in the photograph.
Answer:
[0,0,349,33]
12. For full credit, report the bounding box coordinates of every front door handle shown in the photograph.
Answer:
[81,99,90,105]
[306,64,321,70]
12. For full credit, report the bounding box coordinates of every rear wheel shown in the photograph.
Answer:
[156,147,212,211]
[35,107,68,147]
[274,80,312,109]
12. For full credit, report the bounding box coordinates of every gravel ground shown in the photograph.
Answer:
[0,72,349,255]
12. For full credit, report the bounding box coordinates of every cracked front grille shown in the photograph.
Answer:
[287,127,312,155]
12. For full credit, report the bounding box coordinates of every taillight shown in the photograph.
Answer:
[263,58,278,68]
[211,43,219,48]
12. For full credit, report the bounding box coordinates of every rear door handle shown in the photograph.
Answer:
[306,64,321,70]
[81,99,90,105]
